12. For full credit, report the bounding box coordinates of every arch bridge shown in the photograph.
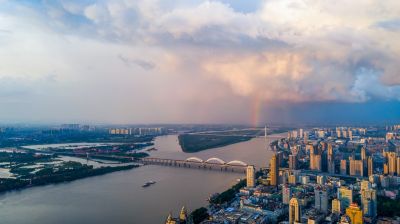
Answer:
[140,157,250,173]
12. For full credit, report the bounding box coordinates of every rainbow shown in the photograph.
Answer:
[251,93,263,127]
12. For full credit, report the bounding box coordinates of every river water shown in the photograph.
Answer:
[0,133,285,224]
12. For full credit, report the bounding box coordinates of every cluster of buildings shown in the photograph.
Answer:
[108,127,165,136]
[165,207,189,224]
[198,126,400,224]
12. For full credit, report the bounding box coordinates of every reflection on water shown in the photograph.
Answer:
[0,134,284,224]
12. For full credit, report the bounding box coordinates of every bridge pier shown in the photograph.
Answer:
[139,157,249,174]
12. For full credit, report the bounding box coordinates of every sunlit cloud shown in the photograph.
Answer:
[0,0,400,123]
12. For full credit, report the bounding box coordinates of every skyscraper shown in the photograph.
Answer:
[327,143,335,174]
[282,185,292,205]
[346,203,363,224]
[338,187,353,212]
[397,156,400,175]
[367,157,374,177]
[336,127,342,138]
[316,175,326,185]
[315,187,328,213]
[332,199,341,214]
[384,163,389,175]
[348,130,353,140]
[387,152,397,175]
[179,206,188,222]
[340,159,347,175]
[246,165,255,188]
[270,153,279,186]
[361,188,377,218]
[349,158,363,176]
[289,155,297,170]
[289,197,301,224]
[309,145,322,172]
[361,147,367,161]
[304,131,309,143]
[360,180,371,191]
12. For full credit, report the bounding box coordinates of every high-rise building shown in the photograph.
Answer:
[348,130,353,140]
[346,203,363,224]
[179,206,188,222]
[317,175,326,185]
[328,143,335,174]
[270,154,279,186]
[301,176,310,185]
[360,180,371,191]
[338,187,353,212]
[289,197,301,224]
[387,152,397,175]
[361,189,377,218]
[349,158,363,177]
[361,147,367,161]
[304,131,309,143]
[319,130,326,138]
[246,165,255,188]
[368,157,374,177]
[332,199,341,214]
[310,146,322,172]
[289,155,297,170]
[288,175,297,185]
[277,151,284,167]
[397,156,400,175]
[315,187,329,213]
[165,213,177,224]
[383,163,389,175]
[282,185,292,205]
[340,160,347,175]
[336,128,342,138]
[386,132,395,142]
[343,130,348,138]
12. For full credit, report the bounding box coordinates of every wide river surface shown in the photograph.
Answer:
[0,133,285,224]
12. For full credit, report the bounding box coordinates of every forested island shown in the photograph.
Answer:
[0,152,139,194]
[178,134,252,153]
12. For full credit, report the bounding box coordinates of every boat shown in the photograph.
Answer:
[142,181,156,188]
[146,147,158,152]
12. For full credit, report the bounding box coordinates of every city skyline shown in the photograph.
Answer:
[1,1,400,125]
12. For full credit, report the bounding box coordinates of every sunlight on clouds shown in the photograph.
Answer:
[0,0,400,123]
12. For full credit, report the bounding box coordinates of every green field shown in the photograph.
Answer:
[178,134,252,153]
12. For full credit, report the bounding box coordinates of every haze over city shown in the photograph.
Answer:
[1,0,400,125]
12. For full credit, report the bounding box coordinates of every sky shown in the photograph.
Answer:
[0,0,400,125]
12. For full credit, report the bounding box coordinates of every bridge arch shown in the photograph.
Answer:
[227,160,247,166]
[186,157,203,163]
[205,157,225,164]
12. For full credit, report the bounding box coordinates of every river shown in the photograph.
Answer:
[0,133,285,224]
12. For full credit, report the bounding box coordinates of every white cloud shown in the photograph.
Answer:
[0,0,400,123]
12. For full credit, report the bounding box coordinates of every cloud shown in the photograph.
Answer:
[376,19,400,31]
[1,0,400,123]
[118,54,156,70]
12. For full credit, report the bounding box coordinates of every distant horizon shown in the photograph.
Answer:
[0,121,398,128]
